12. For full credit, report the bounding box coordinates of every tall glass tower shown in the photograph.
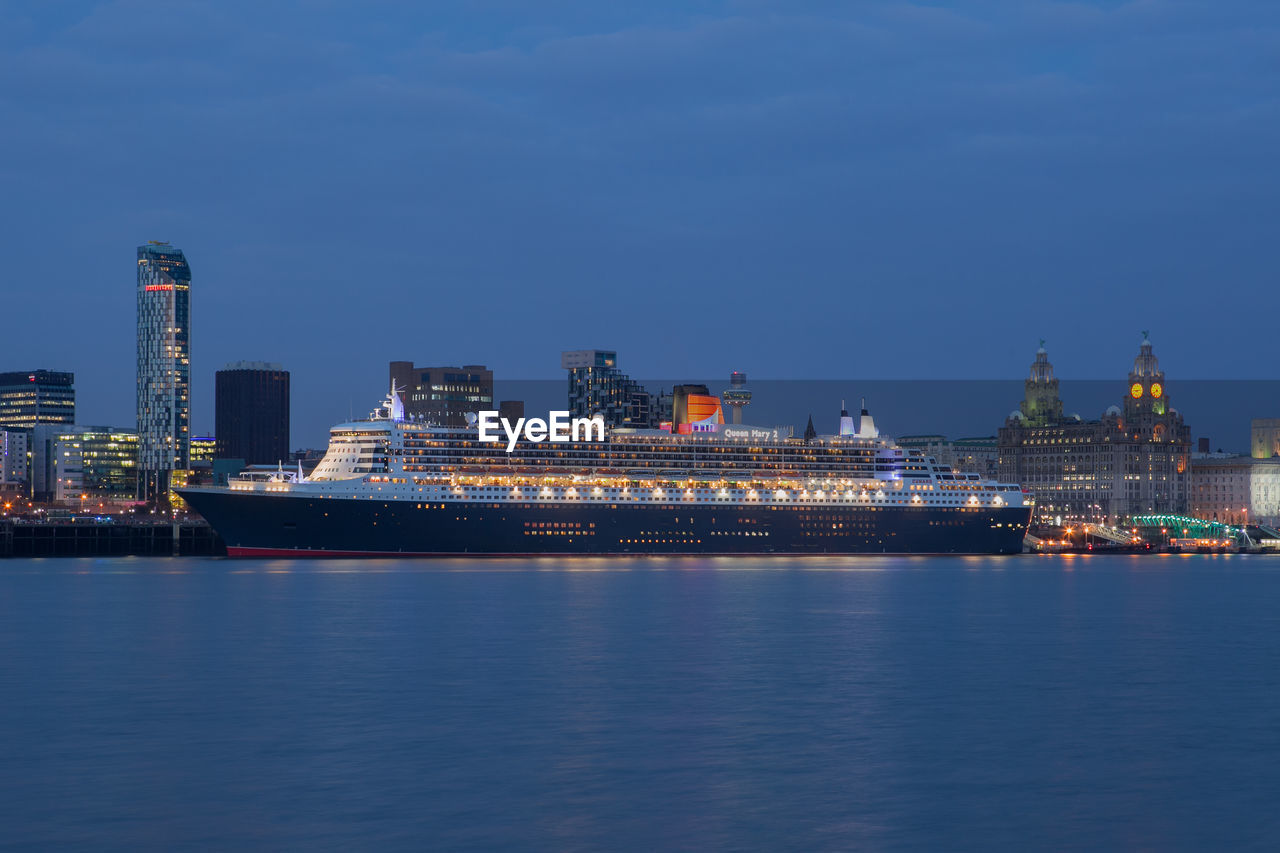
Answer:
[136,241,191,502]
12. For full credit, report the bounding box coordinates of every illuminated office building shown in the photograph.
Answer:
[190,436,218,464]
[51,427,140,503]
[0,370,75,428]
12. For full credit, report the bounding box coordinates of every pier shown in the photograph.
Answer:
[0,520,226,558]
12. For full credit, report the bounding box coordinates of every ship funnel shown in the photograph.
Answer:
[858,398,879,438]
[839,399,856,436]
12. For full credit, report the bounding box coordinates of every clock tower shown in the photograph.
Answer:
[1123,331,1167,419]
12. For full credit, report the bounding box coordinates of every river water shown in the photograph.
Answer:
[2,553,1278,850]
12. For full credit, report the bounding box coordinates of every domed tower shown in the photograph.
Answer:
[1018,341,1063,427]
[1124,331,1168,418]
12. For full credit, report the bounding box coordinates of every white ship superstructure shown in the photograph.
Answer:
[236,388,1029,513]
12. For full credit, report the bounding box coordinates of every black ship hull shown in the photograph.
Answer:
[179,489,1032,557]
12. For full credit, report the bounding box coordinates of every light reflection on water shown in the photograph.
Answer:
[1,553,1278,849]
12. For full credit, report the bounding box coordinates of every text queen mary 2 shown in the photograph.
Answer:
[177,386,1033,557]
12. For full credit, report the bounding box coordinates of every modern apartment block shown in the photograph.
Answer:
[136,241,192,501]
[561,350,657,429]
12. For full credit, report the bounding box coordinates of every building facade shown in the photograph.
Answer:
[1,428,29,491]
[1189,454,1280,526]
[215,362,290,464]
[1252,419,1280,459]
[998,336,1191,525]
[898,435,1000,479]
[562,350,657,429]
[389,362,492,428]
[49,427,139,504]
[190,436,217,464]
[0,370,75,429]
[136,241,192,500]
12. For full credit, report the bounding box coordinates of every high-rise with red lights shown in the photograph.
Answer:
[136,241,191,501]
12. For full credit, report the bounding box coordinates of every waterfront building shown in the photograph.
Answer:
[1189,454,1280,526]
[562,350,657,429]
[389,362,492,427]
[0,370,75,429]
[49,427,139,504]
[215,361,290,464]
[898,435,1000,479]
[30,425,60,500]
[1252,419,1280,459]
[998,335,1191,524]
[1,428,29,490]
[722,372,752,424]
[136,241,192,501]
[190,436,217,464]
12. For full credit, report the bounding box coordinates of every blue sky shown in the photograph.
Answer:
[1,1,1277,441]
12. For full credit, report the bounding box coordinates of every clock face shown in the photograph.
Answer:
[1131,383,1144,399]
[1151,382,1163,399]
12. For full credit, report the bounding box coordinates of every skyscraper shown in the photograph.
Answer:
[136,241,191,501]
[215,362,290,464]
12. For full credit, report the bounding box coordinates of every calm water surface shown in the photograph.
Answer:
[2,554,1279,851]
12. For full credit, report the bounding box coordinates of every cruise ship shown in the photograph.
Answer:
[178,388,1032,557]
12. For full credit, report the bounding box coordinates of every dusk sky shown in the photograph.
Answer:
[2,1,1277,443]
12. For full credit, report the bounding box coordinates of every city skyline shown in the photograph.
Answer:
[5,5,1279,847]
[5,350,1274,455]
[8,332,1280,452]
[3,1,1278,431]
